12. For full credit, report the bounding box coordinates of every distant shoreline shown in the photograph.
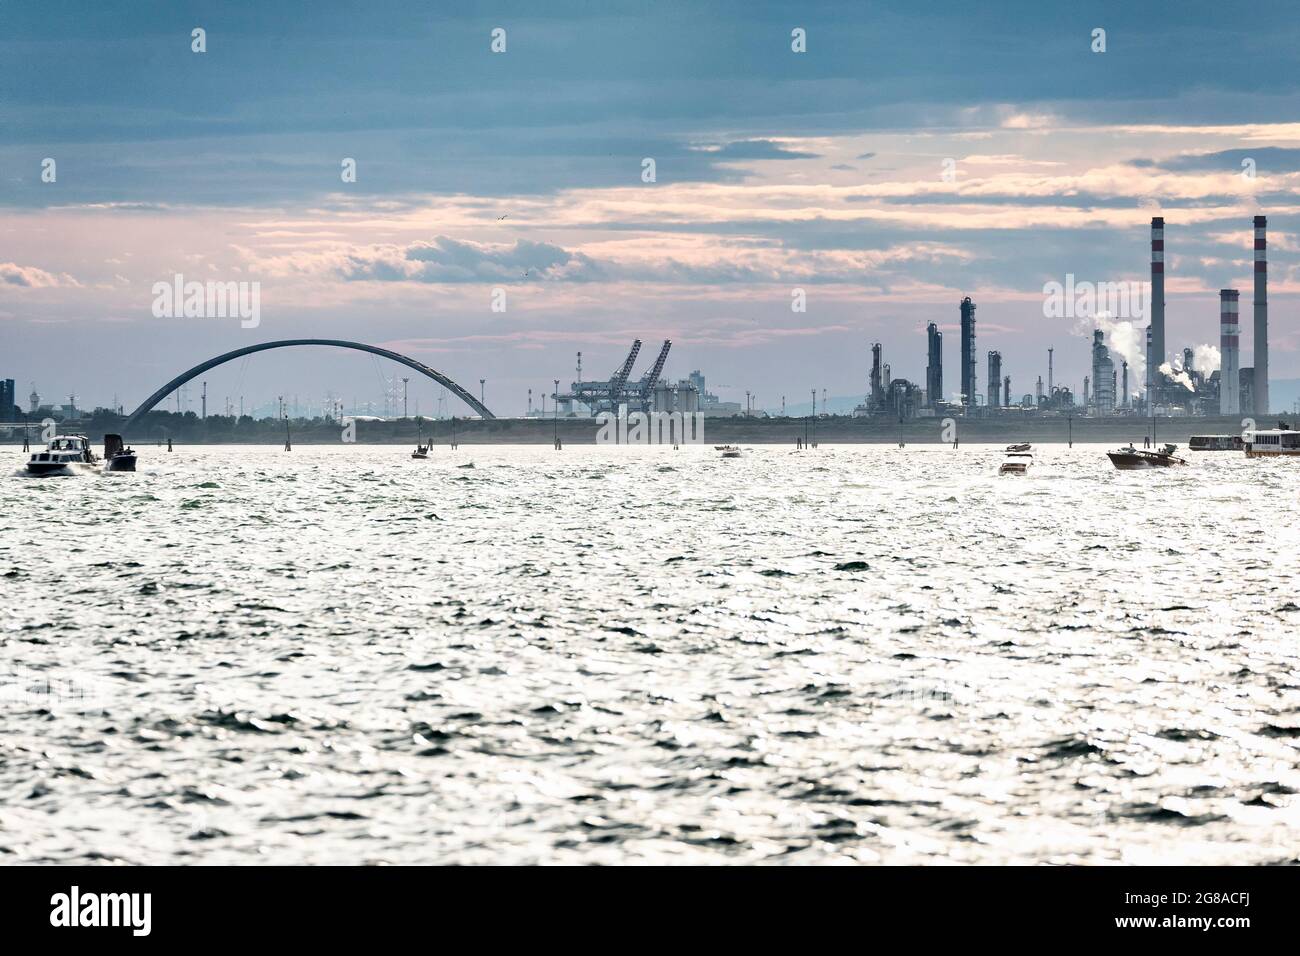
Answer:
[2,414,1273,446]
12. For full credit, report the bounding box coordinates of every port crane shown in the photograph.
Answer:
[559,338,672,413]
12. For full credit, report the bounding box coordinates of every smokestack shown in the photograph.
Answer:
[1254,215,1268,415]
[1220,289,1240,415]
[1048,347,1054,394]
[987,351,1002,407]
[1122,361,1128,407]
[1145,326,1152,408]
[1150,217,1165,390]
[1003,375,1011,408]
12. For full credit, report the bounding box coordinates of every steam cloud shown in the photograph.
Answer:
[1159,361,1195,392]
[1074,311,1146,398]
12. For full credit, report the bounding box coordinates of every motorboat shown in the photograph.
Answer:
[103,434,137,472]
[1188,435,1244,451]
[411,421,429,459]
[716,445,742,458]
[999,448,1032,474]
[1107,442,1187,469]
[1244,427,1300,458]
[26,435,99,475]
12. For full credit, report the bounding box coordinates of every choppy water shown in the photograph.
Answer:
[3,442,1299,864]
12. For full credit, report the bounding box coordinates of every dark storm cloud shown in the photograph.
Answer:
[4,1,1300,206]
[1151,147,1300,173]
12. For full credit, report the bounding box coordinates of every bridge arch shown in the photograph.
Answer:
[121,338,494,435]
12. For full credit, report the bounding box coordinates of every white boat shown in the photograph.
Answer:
[715,445,742,458]
[1245,427,1300,458]
[26,435,99,475]
[999,450,1032,475]
[1004,442,1031,453]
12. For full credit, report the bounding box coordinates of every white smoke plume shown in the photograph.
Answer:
[1193,343,1221,374]
[1159,361,1195,392]
[1073,310,1146,394]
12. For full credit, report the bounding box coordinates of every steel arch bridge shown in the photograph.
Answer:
[120,338,494,435]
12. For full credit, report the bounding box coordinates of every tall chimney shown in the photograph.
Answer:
[1220,289,1240,415]
[1254,215,1268,415]
[1003,375,1011,408]
[1048,346,1054,394]
[1150,217,1165,391]
[1122,361,1128,407]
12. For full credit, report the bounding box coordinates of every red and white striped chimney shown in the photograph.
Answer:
[1254,215,1268,415]
[1149,217,1165,394]
[1220,289,1240,415]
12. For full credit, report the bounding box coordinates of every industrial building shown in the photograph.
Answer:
[926,323,943,408]
[987,351,1002,407]
[960,297,977,408]
[1090,330,1115,413]
[687,370,742,417]
[842,213,1276,424]
[0,378,16,420]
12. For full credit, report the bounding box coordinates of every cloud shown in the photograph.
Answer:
[251,233,975,288]
[1144,147,1300,173]
[0,262,79,288]
[319,237,606,284]
[700,139,821,161]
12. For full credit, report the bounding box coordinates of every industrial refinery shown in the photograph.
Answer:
[850,214,1276,422]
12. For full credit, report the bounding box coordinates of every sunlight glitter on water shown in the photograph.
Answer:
[2,443,1298,863]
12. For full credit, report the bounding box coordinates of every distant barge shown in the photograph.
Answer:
[1188,435,1243,451]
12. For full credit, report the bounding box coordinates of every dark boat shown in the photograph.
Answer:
[103,433,137,472]
[1107,443,1187,469]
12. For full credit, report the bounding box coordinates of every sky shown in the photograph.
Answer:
[3,0,1300,417]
